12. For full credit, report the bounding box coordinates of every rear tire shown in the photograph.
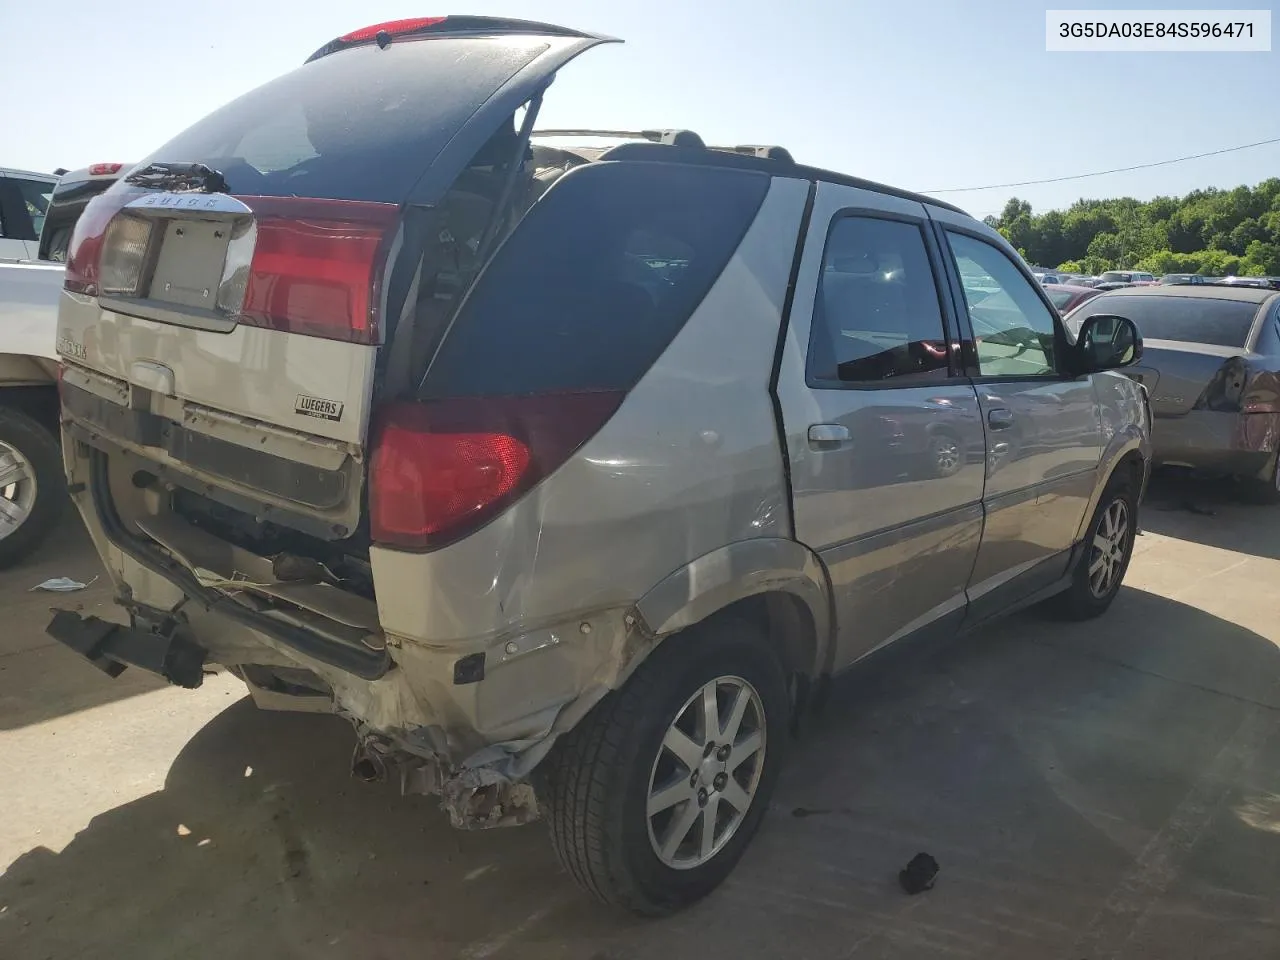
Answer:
[541,617,788,916]
[1047,475,1136,621]
[1242,450,1280,505]
[0,407,65,569]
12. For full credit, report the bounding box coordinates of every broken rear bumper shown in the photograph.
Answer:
[46,609,206,688]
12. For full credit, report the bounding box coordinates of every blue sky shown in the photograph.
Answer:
[3,0,1276,218]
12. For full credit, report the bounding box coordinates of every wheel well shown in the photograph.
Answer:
[0,385,60,435]
[1113,450,1145,494]
[695,591,820,682]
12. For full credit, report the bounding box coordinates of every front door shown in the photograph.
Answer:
[774,182,986,670]
[928,209,1102,619]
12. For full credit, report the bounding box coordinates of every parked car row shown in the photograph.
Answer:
[1066,283,1280,502]
[0,163,127,566]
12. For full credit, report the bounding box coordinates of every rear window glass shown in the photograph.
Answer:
[1073,294,1259,347]
[421,162,769,397]
[1046,287,1076,309]
[136,38,550,203]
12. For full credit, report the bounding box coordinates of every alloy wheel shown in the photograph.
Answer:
[0,440,36,542]
[646,676,767,870]
[1087,498,1129,599]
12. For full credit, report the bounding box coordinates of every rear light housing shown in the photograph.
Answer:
[369,392,624,549]
[98,215,153,296]
[64,189,140,295]
[236,197,398,344]
[88,163,124,176]
[67,190,397,346]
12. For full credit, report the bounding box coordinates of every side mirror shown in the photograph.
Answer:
[1076,314,1142,371]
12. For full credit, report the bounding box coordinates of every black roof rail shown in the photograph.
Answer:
[534,128,706,148]
[584,141,969,216]
[715,144,795,163]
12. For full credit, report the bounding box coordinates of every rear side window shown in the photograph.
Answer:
[15,178,54,240]
[135,38,551,203]
[420,162,769,398]
[807,216,951,385]
[1073,294,1259,348]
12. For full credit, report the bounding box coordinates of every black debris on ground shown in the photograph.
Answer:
[898,852,939,895]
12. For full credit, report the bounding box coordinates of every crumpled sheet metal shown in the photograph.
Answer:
[336,605,652,828]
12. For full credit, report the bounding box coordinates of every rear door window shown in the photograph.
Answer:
[807,216,952,385]
[14,178,54,240]
[1072,294,1259,348]
[420,162,769,397]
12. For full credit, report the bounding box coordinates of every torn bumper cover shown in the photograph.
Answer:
[46,609,206,689]
[333,608,651,830]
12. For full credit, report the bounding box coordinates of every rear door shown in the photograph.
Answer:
[0,174,55,259]
[775,182,986,670]
[929,210,1102,618]
[56,23,610,532]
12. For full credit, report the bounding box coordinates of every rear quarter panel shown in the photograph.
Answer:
[369,177,812,646]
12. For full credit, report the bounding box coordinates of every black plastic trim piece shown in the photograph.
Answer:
[46,609,206,689]
[768,179,816,536]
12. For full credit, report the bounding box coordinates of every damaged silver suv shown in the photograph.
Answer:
[50,17,1151,915]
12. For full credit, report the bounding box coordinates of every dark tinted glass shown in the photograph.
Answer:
[421,162,768,397]
[38,180,117,261]
[808,217,950,384]
[1073,294,1259,348]
[137,38,549,203]
[1046,287,1075,309]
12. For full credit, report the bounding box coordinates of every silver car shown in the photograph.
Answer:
[48,16,1151,915]
[1068,284,1280,501]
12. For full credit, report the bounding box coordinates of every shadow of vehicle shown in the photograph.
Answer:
[2,589,1279,959]
[1141,468,1280,562]
[0,515,167,731]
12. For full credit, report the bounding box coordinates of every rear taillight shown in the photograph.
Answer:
[89,163,124,176]
[369,392,625,549]
[98,215,153,296]
[236,197,398,344]
[64,192,133,295]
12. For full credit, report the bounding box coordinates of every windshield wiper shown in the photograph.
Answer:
[125,162,229,194]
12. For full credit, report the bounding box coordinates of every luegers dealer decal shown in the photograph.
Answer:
[295,394,344,422]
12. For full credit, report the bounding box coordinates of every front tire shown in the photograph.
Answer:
[1047,475,1136,620]
[541,617,788,916]
[0,407,65,569]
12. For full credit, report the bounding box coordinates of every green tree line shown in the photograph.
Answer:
[982,178,1280,277]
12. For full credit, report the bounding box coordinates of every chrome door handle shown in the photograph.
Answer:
[808,423,851,445]
[986,407,1014,430]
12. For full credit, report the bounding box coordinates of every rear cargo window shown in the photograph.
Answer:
[1073,294,1259,348]
[134,38,551,203]
[420,162,769,398]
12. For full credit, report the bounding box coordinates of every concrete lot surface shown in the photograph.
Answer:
[2,474,1279,959]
